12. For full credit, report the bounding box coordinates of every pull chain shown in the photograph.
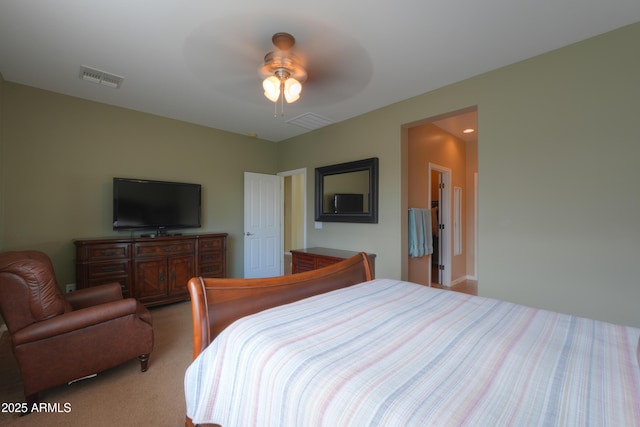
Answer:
[271,81,287,117]
[279,81,285,117]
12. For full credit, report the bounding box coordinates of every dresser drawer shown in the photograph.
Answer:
[199,237,224,251]
[78,243,130,261]
[316,257,341,269]
[87,260,130,278]
[293,253,316,272]
[134,241,195,257]
[200,262,224,277]
[199,251,222,265]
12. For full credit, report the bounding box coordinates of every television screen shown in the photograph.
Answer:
[113,178,201,231]
[333,193,364,214]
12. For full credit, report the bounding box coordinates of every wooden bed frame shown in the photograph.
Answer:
[185,252,374,427]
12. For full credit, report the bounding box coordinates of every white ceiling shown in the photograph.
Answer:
[1,2,639,142]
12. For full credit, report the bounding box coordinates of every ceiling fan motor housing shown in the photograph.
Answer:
[259,32,307,83]
[272,32,295,50]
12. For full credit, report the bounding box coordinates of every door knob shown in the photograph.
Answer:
[245,232,254,236]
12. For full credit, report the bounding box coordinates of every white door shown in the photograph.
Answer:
[244,172,283,278]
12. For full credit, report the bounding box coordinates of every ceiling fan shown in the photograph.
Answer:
[183,22,372,116]
[259,32,308,114]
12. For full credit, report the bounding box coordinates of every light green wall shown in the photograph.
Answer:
[278,110,402,279]
[278,22,640,327]
[1,84,279,283]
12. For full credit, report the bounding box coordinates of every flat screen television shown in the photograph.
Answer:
[113,178,201,233]
[333,193,364,214]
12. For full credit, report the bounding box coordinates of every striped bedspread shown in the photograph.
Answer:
[184,279,640,426]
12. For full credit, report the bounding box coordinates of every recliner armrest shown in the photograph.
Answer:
[64,282,123,309]
[13,298,150,346]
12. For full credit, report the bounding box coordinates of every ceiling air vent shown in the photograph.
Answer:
[79,65,124,88]
[286,112,334,130]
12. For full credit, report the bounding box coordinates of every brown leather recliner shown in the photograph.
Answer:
[0,250,153,406]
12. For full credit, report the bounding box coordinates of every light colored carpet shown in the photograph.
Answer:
[0,300,193,427]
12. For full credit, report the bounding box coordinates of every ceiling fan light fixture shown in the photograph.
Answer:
[263,76,281,102]
[259,32,307,115]
[284,78,302,103]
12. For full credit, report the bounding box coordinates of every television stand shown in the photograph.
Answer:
[74,233,227,307]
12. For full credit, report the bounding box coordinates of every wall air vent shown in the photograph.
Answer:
[286,112,334,130]
[79,65,124,88]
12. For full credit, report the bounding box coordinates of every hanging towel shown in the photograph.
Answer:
[408,208,419,257]
[425,208,433,255]
[408,208,433,257]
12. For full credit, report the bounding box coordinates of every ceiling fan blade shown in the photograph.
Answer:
[183,18,373,107]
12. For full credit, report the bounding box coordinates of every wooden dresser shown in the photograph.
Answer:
[74,233,227,307]
[290,247,376,276]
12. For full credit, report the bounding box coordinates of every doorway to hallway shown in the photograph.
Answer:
[406,107,478,288]
[280,168,306,275]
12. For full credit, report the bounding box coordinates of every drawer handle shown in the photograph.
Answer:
[162,246,176,252]
[102,266,118,272]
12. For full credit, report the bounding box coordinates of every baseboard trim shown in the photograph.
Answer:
[451,275,477,286]
[450,277,466,286]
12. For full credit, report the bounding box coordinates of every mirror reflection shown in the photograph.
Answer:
[315,157,378,223]
[323,170,370,214]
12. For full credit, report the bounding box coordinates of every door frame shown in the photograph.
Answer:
[473,172,479,280]
[277,168,308,253]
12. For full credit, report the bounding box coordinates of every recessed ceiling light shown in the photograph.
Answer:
[463,128,475,134]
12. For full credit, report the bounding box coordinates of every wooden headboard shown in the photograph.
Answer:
[187,252,374,360]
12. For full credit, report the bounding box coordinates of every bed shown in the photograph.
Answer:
[184,253,640,427]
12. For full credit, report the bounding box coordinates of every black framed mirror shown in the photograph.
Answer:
[315,157,379,223]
